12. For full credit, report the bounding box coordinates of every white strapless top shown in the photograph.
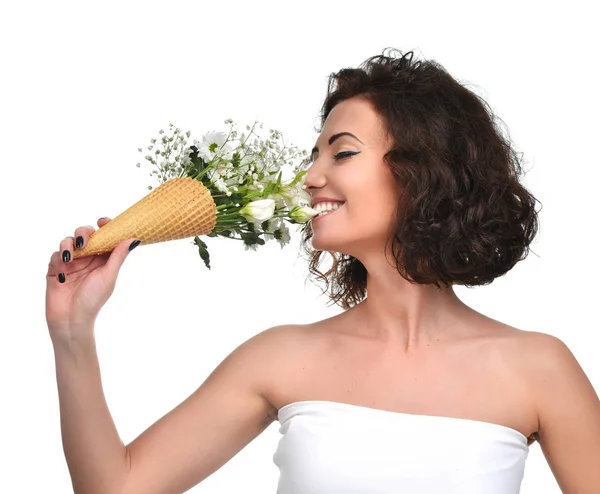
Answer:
[273,400,529,493]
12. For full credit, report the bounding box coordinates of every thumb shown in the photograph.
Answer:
[105,238,140,278]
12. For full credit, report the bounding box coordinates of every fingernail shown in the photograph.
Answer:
[58,273,66,283]
[129,240,141,252]
[75,236,84,249]
[62,250,71,263]
[98,217,107,221]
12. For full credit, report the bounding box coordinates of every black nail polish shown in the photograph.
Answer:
[62,250,71,263]
[58,273,66,283]
[129,240,141,252]
[76,236,84,249]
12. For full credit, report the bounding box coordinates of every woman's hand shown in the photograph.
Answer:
[45,217,140,341]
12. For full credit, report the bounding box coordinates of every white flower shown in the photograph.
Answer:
[267,193,286,209]
[289,205,318,223]
[264,217,283,234]
[239,199,276,223]
[279,184,299,200]
[213,177,229,194]
[195,131,233,163]
[280,186,311,209]
[276,223,291,248]
[244,242,259,251]
[247,183,265,192]
[289,190,311,207]
[263,218,281,242]
[262,219,290,247]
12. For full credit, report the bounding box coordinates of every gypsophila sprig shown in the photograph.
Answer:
[136,119,317,268]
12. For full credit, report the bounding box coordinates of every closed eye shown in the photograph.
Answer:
[304,151,360,167]
[333,151,360,161]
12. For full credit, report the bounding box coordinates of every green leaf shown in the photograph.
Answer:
[189,146,207,175]
[240,230,266,248]
[228,193,244,204]
[231,151,242,167]
[288,170,307,187]
[263,182,274,197]
[193,236,211,269]
[243,191,264,200]
[212,195,230,208]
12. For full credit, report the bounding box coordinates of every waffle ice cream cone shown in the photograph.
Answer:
[73,177,217,258]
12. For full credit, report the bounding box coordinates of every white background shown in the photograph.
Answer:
[1,0,599,492]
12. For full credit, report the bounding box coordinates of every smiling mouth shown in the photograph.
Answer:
[312,202,345,221]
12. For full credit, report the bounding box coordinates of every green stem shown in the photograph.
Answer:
[216,213,242,220]
[215,216,245,223]
[193,166,212,181]
[215,221,245,228]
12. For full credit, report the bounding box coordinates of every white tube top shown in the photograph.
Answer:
[273,400,529,493]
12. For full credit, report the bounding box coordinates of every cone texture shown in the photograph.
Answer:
[73,177,217,258]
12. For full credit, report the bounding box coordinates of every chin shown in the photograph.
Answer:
[310,231,356,256]
[310,231,342,253]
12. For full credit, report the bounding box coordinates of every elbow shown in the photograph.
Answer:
[72,448,132,494]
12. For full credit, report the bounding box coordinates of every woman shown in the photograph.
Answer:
[46,49,600,493]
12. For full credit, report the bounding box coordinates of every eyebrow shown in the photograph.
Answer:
[311,132,364,157]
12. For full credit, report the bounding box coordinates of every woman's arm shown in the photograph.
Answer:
[53,329,129,493]
[526,332,600,492]
[53,323,291,494]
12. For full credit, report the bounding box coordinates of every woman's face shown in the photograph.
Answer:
[304,97,399,257]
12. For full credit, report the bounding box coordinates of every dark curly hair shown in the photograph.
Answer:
[300,48,541,310]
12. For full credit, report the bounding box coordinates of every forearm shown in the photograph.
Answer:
[52,329,129,494]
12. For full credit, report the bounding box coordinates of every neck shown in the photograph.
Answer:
[352,256,473,352]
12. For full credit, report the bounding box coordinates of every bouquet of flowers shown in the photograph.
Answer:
[72,119,319,268]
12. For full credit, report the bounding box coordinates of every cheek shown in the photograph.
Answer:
[354,185,398,219]
[350,187,398,237]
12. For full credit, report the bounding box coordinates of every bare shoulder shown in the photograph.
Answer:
[489,327,586,393]
[510,328,597,403]
[503,328,583,373]
[506,329,600,490]
[244,322,320,359]
[249,313,343,354]
[475,321,573,363]
[239,322,321,398]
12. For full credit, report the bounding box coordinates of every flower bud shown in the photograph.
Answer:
[289,205,318,223]
[239,199,276,223]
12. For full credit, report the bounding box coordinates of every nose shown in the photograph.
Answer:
[303,163,327,193]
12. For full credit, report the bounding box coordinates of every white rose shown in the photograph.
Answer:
[239,199,276,223]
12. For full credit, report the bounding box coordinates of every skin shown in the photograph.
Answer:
[46,97,600,493]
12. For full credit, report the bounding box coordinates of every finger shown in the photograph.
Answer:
[98,216,112,227]
[104,238,140,280]
[59,236,75,264]
[47,250,67,284]
[73,225,98,250]
[47,250,61,274]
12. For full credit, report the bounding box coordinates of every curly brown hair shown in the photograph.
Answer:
[300,48,541,310]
